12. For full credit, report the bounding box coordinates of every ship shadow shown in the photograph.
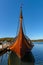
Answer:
[8,51,35,65]
[21,51,35,63]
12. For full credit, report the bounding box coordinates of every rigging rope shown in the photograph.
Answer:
[16,19,19,36]
[23,20,26,35]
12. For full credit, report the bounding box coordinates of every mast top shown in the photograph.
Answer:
[20,5,23,19]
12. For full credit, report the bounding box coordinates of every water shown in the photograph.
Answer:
[0,42,43,65]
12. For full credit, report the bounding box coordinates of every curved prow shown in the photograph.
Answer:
[9,6,34,58]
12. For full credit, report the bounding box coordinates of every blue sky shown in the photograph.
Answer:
[0,0,43,40]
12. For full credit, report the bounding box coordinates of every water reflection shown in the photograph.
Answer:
[0,43,43,65]
[0,48,7,56]
[8,51,35,65]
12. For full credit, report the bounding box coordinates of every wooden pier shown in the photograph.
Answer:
[0,42,11,56]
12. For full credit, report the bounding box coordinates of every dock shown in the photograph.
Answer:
[0,42,11,56]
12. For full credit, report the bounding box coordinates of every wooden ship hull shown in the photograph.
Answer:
[17,45,34,58]
[9,41,34,58]
[9,6,34,58]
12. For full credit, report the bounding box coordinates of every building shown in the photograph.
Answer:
[2,41,11,49]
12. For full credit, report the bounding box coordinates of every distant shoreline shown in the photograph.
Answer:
[0,37,43,42]
[32,39,43,42]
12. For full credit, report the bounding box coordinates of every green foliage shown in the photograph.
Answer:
[0,37,14,42]
[0,37,43,42]
[32,39,43,42]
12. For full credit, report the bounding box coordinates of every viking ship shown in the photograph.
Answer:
[9,7,34,58]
